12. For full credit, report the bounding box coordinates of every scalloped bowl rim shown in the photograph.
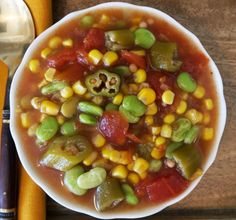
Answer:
[10,2,226,219]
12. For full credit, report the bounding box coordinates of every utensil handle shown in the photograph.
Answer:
[0,111,17,219]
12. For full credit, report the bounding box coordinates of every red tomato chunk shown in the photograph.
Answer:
[83,28,105,51]
[121,50,146,69]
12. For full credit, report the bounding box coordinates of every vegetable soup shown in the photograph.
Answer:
[15,8,218,212]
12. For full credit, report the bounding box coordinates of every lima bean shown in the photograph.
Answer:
[80,15,94,28]
[60,121,77,136]
[78,101,103,116]
[79,113,97,125]
[77,167,107,189]
[36,116,59,141]
[149,159,163,172]
[119,106,140,123]
[121,184,139,205]
[171,118,192,142]
[105,103,119,111]
[61,96,79,118]
[177,72,197,93]
[64,165,87,196]
[134,28,156,49]
[41,81,67,95]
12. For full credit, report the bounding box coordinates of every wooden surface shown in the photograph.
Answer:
[48,0,236,219]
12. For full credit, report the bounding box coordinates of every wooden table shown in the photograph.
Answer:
[48,0,236,219]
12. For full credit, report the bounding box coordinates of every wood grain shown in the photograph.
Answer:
[48,0,236,219]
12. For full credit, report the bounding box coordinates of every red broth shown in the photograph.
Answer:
[14,8,218,213]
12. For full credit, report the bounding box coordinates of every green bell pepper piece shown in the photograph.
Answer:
[40,135,93,171]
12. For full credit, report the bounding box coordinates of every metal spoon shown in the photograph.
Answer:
[0,0,34,219]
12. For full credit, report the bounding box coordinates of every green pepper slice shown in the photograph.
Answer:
[85,69,121,97]
[40,135,93,171]
[172,144,201,180]
[94,178,124,212]
[105,29,134,51]
[149,41,182,72]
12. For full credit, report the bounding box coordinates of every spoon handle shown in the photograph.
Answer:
[0,111,17,219]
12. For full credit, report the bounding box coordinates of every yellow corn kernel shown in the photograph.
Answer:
[133,69,147,83]
[127,162,134,171]
[127,172,140,185]
[110,150,130,165]
[38,79,48,88]
[72,80,87,95]
[56,114,65,125]
[160,124,172,138]
[162,90,175,105]
[103,51,118,66]
[138,88,156,105]
[88,49,103,65]
[145,115,154,126]
[130,50,146,56]
[92,96,104,105]
[101,148,111,159]
[31,97,44,110]
[60,86,73,99]
[62,38,73,47]
[20,112,31,128]
[163,114,175,124]
[202,127,214,140]
[112,165,128,179]
[133,158,149,174]
[155,136,166,147]
[28,59,40,73]
[176,100,187,114]
[92,133,106,148]
[40,100,59,116]
[41,47,52,59]
[83,151,98,166]
[151,126,161,135]
[40,113,47,122]
[193,85,205,99]
[99,14,110,25]
[139,171,147,180]
[185,109,203,124]
[190,168,203,181]
[203,113,211,124]
[27,123,38,137]
[49,36,62,49]
[151,147,165,160]
[44,68,56,82]
[146,102,158,115]
[204,98,214,110]
[113,93,123,105]
[128,83,139,94]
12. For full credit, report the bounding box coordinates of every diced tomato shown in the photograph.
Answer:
[121,50,146,69]
[47,48,77,70]
[135,177,154,198]
[99,111,129,146]
[83,28,105,51]
[125,133,143,144]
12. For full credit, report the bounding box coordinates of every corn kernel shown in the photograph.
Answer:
[41,47,52,59]
[202,127,214,140]
[92,96,104,105]
[146,102,158,115]
[133,158,149,174]
[127,83,139,94]
[110,150,130,165]
[88,49,103,65]
[28,59,40,73]
[155,136,166,147]
[203,113,211,124]
[27,123,38,136]
[151,147,165,160]
[185,109,203,124]
[130,50,146,56]
[92,133,106,148]
[83,151,98,166]
[160,124,172,138]
[38,79,48,88]
[40,113,47,122]
[112,165,128,179]
[101,148,111,159]
[162,90,175,105]
[193,85,205,99]
[139,171,147,179]
[72,80,87,95]
[176,100,187,114]
[44,68,56,82]
[60,86,73,99]
[145,115,154,126]
[127,172,140,185]
[56,114,65,125]
[31,97,44,109]
[164,114,175,124]
[151,126,161,135]
[138,88,156,105]
[49,36,62,49]
[190,168,203,181]
[127,162,134,171]
[204,98,214,110]
[99,14,110,25]
[62,38,73,47]
[133,69,147,83]
[20,112,31,128]
[103,51,118,66]
[40,100,59,116]
[112,93,123,105]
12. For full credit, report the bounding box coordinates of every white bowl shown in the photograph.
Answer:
[10,2,227,219]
